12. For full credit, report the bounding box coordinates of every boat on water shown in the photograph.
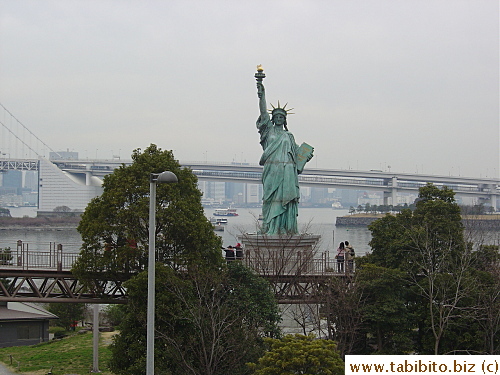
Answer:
[210,217,228,225]
[331,202,343,209]
[212,224,224,232]
[213,208,238,216]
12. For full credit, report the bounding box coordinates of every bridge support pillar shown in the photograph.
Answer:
[383,178,398,206]
[490,184,497,211]
[391,176,398,206]
[383,192,389,206]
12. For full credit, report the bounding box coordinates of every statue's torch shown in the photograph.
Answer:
[255,64,266,82]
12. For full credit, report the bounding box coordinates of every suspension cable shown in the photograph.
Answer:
[0,102,61,158]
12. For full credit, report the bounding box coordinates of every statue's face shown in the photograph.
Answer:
[273,114,286,126]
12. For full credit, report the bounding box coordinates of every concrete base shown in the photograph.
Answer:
[238,233,321,275]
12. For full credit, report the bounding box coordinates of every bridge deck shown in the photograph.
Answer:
[0,248,351,303]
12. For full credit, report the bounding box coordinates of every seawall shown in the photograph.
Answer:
[336,214,500,229]
[335,216,381,226]
[0,217,80,229]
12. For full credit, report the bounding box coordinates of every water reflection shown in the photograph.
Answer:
[0,208,374,256]
[205,207,373,256]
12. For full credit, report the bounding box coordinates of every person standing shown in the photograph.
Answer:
[235,243,243,260]
[225,246,235,262]
[336,242,345,272]
[345,240,355,272]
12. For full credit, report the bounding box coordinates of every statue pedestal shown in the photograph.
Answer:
[238,233,321,275]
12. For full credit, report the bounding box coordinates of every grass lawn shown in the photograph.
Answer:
[0,330,117,375]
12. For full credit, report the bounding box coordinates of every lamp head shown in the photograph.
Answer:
[151,171,178,184]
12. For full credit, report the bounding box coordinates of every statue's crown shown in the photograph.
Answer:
[268,101,294,117]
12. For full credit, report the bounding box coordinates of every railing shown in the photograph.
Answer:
[0,242,79,271]
[238,250,355,276]
[1,244,354,276]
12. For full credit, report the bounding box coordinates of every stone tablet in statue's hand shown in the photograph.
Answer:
[307,150,314,161]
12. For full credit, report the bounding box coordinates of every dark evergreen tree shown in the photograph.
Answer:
[47,303,87,331]
[109,262,281,375]
[74,145,281,374]
[73,144,223,285]
[248,334,344,375]
[359,183,498,354]
[356,264,414,353]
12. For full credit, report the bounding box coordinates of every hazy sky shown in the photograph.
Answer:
[1,1,498,179]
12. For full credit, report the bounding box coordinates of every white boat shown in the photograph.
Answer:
[212,224,224,232]
[210,217,228,225]
[213,208,238,216]
[331,202,343,209]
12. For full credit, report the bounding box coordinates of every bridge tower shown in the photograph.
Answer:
[383,176,399,206]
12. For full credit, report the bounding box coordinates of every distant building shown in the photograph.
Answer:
[198,181,226,203]
[341,189,361,208]
[245,183,261,204]
[0,302,58,348]
[2,170,22,190]
[24,170,38,191]
[358,192,384,206]
[38,157,102,215]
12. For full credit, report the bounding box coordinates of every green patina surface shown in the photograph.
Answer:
[255,67,313,235]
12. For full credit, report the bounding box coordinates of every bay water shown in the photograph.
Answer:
[1,207,373,256]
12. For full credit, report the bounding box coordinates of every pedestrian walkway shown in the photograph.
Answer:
[0,362,17,375]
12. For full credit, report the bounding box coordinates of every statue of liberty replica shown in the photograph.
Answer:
[255,65,314,235]
[240,66,319,273]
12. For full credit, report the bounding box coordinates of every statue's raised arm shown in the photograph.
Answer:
[255,65,270,123]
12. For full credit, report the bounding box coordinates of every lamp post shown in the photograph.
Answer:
[147,171,178,375]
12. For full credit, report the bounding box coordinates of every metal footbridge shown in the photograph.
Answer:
[0,241,348,304]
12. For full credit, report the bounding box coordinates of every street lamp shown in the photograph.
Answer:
[147,171,178,375]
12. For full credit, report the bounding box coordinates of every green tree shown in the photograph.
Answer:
[0,247,12,265]
[109,262,281,375]
[103,304,126,328]
[73,144,223,286]
[470,245,500,354]
[323,275,364,357]
[364,183,481,354]
[356,264,414,353]
[47,303,87,331]
[0,248,13,290]
[367,183,465,272]
[247,334,344,375]
[365,209,413,268]
[74,145,282,374]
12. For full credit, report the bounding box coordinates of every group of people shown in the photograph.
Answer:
[336,241,355,273]
[223,241,355,271]
[224,243,243,262]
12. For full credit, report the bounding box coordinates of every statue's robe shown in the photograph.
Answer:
[257,116,300,235]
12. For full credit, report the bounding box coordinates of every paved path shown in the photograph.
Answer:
[0,363,18,375]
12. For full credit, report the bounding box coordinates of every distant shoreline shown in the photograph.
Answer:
[337,213,500,228]
[0,216,81,230]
